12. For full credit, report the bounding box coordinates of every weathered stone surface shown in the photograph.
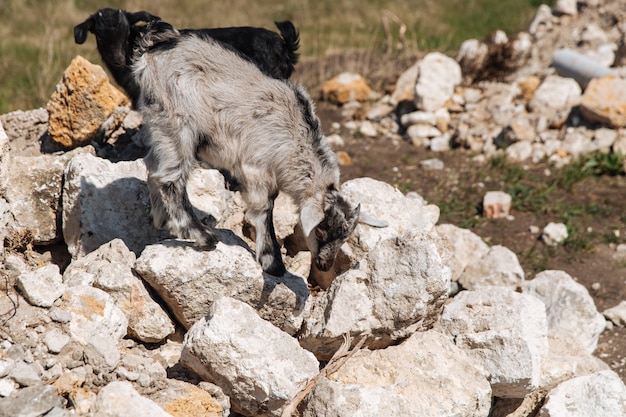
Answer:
[529,75,582,127]
[0,149,87,244]
[483,190,512,219]
[57,285,128,345]
[415,52,462,112]
[63,239,174,343]
[458,245,525,290]
[321,72,371,104]
[16,264,66,308]
[186,168,229,227]
[524,270,606,354]
[541,222,569,246]
[0,108,48,149]
[337,177,440,269]
[9,361,42,387]
[90,381,173,417]
[457,38,489,83]
[47,55,129,149]
[540,335,609,387]
[604,300,626,326]
[181,297,319,417]
[0,385,64,417]
[506,140,534,161]
[439,287,549,398]
[539,370,626,417]
[0,121,8,156]
[303,330,491,417]
[580,75,626,128]
[390,61,418,104]
[147,379,225,417]
[43,329,70,354]
[436,223,490,282]
[134,239,309,334]
[299,235,449,360]
[83,334,120,374]
[2,4,626,416]
[62,152,167,259]
[553,0,578,15]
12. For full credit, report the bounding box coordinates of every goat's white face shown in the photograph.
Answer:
[301,191,360,272]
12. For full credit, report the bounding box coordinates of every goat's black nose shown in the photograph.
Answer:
[316,259,333,272]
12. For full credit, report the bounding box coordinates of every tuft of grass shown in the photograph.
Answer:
[583,151,625,176]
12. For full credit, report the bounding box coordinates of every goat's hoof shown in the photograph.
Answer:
[192,233,218,251]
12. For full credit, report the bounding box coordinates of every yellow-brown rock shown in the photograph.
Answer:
[580,75,626,128]
[149,380,223,417]
[336,150,353,166]
[322,72,371,104]
[47,55,129,149]
[518,75,541,101]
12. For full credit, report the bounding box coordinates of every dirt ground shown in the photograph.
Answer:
[312,100,626,382]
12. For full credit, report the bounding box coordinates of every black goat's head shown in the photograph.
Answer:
[74,8,166,104]
[74,8,160,46]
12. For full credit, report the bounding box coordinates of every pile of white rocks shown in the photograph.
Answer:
[330,0,626,169]
[1,105,626,417]
[2,2,626,416]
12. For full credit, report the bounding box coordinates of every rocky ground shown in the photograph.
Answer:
[302,0,626,385]
[1,0,626,416]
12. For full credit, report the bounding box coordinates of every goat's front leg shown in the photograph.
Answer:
[246,194,286,276]
[147,175,218,249]
[144,128,218,249]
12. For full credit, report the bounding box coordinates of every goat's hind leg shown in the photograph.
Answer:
[144,127,218,249]
[246,194,286,276]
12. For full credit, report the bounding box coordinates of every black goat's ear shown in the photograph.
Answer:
[127,11,161,24]
[73,17,94,44]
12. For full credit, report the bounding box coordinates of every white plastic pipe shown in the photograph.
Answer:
[551,48,617,88]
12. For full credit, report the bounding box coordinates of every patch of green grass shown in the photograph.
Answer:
[603,230,620,245]
[430,151,624,263]
[563,224,595,258]
[583,151,625,176]
[490,154,527,183]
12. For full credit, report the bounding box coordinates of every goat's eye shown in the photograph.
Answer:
[315,228,324,240]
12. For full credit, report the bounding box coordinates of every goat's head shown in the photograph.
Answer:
[74,8,160,53]
[301,185,360,272]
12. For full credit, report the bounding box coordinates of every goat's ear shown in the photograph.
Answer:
[127,11,161,24]
[301,199,324,238]
[73,18,94,44]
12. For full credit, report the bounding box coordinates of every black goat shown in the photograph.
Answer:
[74,8,300,104]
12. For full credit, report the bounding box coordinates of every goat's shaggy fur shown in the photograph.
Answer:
[133,21,360,276]
[74,8,300,104]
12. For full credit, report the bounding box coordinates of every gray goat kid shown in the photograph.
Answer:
[133,21,365,276]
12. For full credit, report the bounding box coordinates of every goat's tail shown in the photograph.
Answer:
[275,21,300,68]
